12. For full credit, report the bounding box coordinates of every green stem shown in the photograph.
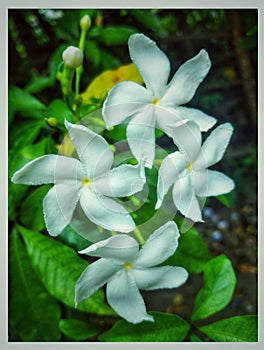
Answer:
[133,227,145,245]
[75,66,83,97]
[75,27,87,98]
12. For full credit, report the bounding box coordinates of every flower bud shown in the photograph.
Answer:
[62,46,83,69]
[80,14,91,31]
[46,117,58,127]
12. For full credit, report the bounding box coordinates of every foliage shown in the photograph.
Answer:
[8,9,257,342]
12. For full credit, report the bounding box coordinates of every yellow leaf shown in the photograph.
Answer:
[81,63,143,104]
[57,134,75,157]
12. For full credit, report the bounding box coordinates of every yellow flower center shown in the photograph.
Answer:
[123,262,133,270]
[152,97,159,105]
[82,178,92,187]
[187,162,193,171]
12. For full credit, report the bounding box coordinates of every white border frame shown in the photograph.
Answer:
[1,1,262,349]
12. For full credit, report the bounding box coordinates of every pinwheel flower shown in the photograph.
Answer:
[103,33,216,167]
[156,121,235,222]
[12,120,145,236]
[75,221,188,324]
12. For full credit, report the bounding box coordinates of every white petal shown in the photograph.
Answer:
[128,33,170,98]
[133,266,188,291]
[94,163,145,198]
[156,151,188,209]
[102,81,152,129]
[65,120,113,178]
[172,120,202,162]
[79,187,135,233]
[172,173,203,222]
[194,123,234,168]
[79,234,139,262]
[135,221,180,267]
[194,169,235,197]
[106,270,154,324]
[11,154,84,185]
[75,258,120,306]
[43,183,79,236]
[172,106,216,132]
[155,105,182,137]
[160,49,211,106]
[126,104,156,168]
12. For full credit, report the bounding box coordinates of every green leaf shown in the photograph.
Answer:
[48,43,68,78]
[9,138,49,220]
[163,221,212,274]
[18,226,115,316]
[198,315,258,342]
[45,99,75,127]
[191,254,236,321]
[131,9,164,33]
[85,40,101,67]
[9,229,61,341]
[98,26,137,46]
[9,137,48,176]
[58,225,93,251]
[99,312,190,342]
[9,85,46,111]
[55,11,80,41]
[9,86,46,122]
[215,194,230,208]
[8,183,29,220]
[189,333,203,342]
[59,319,100,341]
[25,76,55,94]
[19,185,51,231]
[9,119,46,158]
[104,125,127,141]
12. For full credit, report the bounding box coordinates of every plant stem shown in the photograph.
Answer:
[133,227,145,245]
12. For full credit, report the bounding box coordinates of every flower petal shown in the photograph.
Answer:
[160,49,211,106]
[172,106,216,132]
[79,187,135,233]
[135,221,180,267]
[11,154,84,185]
[128,33,170,98]
[155,105,182,137]
[172,120,202,162]
[75,258,120,306]
[126,104,156,168]
[156,151,188,209]
[133,266,188,291]
[94,163,145,198]
[102,81,152,128]
[65,120,113,178]
[106,270,154,324]
[79,234,139,262]
[194,169,235,197]
[172,173,203,222]
[194,123,234,168]
[43,183,79,236]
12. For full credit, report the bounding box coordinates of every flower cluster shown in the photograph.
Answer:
[12,33,234,324]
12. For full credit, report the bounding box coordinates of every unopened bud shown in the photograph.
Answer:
[80,15,91,31]
[62,46,83,69]
[46,117,58,127]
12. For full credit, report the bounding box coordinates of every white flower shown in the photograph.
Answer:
[12,120,145,236]
[156,121,235,222]
[103,33,216,167]
[75,221,188,324]
[62,46,84,68]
